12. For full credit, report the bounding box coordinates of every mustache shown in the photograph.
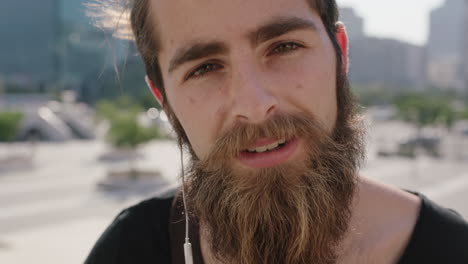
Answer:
[197,112,338,170]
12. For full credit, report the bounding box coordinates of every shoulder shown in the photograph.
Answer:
[398,193,468,264]
[357,177,468,264]
[352,178,421,264]
[85,187,178,264]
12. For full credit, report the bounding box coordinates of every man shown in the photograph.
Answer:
[86,0,468,263]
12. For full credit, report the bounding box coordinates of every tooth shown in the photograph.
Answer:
[266,141,279,150]
[247,140,285,153]
[256,146,268,152]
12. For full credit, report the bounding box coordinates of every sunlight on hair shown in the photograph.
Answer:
[86,0,134,40]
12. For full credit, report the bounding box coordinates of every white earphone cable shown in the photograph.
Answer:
[180,145,194,264]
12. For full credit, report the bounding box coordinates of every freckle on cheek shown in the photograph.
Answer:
[188,97,196,104]
[296,84,304,90]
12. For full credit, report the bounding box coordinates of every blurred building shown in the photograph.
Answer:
[340,7,426,90]
[0,0,129,101]
[349,37,426,90]
[339,7,365,41]
[464,0,468,92]
[0,0,60,86]
[427,0,466,90]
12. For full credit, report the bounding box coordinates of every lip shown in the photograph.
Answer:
[237,138,299,169]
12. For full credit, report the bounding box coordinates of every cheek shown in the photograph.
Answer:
[272,52,338,128]
[168,88,226,158]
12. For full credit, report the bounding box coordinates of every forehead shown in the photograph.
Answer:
[150,0,322,59]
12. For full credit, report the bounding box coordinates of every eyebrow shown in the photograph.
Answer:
[248,16,318,47]
[167,16,318,74]
[168,41,228,73]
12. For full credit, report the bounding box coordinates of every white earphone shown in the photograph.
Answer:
[180,146,194,264]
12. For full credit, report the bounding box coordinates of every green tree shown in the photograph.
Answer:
[394,93,456,129]
[0,112,23,142]
[96,97,163,178]
[393,94,458,158]
[96,96,141,121]
[459,107,468,120]
[107,114,161,149]
[353,85,396,107]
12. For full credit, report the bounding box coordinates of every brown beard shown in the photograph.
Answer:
[184,110,365,264]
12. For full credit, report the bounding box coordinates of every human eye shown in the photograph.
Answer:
[185,63,223,81]
[269,41,304,55]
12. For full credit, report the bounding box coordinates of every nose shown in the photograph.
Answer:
[229,65,278,124]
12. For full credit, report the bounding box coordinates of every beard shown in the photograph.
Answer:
[183,108,365,264]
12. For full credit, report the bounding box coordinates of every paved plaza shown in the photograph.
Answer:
[0,123,467,263]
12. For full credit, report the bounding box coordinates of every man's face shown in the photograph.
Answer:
[153,0,338,162]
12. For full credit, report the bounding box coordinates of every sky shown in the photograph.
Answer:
[337,0,445,46]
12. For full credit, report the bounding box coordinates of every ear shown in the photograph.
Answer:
[335,22,349,74]
[145,75,164,107]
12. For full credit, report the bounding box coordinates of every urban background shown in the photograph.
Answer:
[0,0,467,263]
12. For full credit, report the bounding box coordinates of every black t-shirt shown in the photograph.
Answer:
[85,189,468,264]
